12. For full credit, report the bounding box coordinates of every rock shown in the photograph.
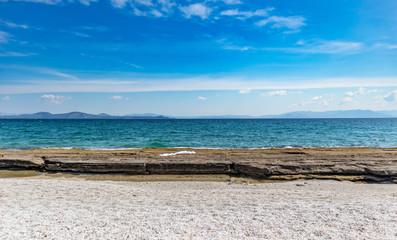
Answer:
[0,148,396,183]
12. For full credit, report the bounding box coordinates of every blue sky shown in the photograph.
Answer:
[0,0,396,116]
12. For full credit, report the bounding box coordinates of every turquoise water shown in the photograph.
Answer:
[1,119,397,149]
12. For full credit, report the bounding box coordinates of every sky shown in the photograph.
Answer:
[0,0,396,116]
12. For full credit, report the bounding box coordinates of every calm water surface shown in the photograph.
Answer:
[0,119,397,149]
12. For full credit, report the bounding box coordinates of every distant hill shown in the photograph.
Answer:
[1,110,396,119]
[0,112,170,119]
[176,110,397,119]
[125,113,167,118]
[178,115,254,119]
[262,110,396,118]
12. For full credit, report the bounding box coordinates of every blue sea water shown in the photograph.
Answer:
[0,119,397,150]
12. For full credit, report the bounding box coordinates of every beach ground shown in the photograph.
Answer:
[0,176,396,239]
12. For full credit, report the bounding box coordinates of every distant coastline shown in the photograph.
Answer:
[1,109,397,119]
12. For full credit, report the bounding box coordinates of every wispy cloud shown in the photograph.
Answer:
[220,8,273,19]
[110,0,128,8]
[384,90,397,102]
[341,96,353,104]
[0,31,11,43]
[216,38,254,51]
[78,0,98,5]
[239,89,251,94]
[260,40,363,55]
[339,88,378,105]
[179,3,212,19]
[1,65,78,79]
[0,19,29,29]
[217,0,242,4]
[128,63,144,69]
[256,16,306,30]
[14,0,63,5]
[11,0,97,5]
[2,75,397,94]
[263,90,287,96]
[301,41,363,54]
[374,43,397,50]
[0,52,36,57]
[345,87,377,97]
[60,30,90,38]
[39,68,78,80]
[311,96,322,101]
[109,95,129,100]
[222,45,253,51]
[76,25,109,32]
[5,66,78,79]
[299,95,331,106]
[40,94,71,104]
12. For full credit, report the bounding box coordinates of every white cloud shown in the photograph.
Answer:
[60,29,90,38]
[38,67,78,79]
[10,0,97,5]
[220,8,273,19]
[110,0,128,8]
[0,20,28,29]
[15,0,63,4]
[40,95,71,104]
[263,40,363,54]
[345,87,377,97]
[340,88,378,105]
[150,9,163,17]
[109,95,129,100]
[384,90,397,102]
[78,0,97,5]
[223,45,253,51]
[341,97,353,103]
[2,75,397,94]
[129,63,144,69]
[1,96,10,101]
[158,0,175,12]
[0,31,11,44]
[264,90,287,96]
[179,3,212,19]
[239,89,251,94]
[0,52,35,57]
[299,94,335,106]
[374,43,397,50]
[76,25,109,32]
[256,15,305,30]
[135,0,152,6]
[112,0,176,17]
[197,96,207,100]
[304,41,362,54]
[311,96,322,101]
[219,0,242,4]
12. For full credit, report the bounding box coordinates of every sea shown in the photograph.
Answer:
[1,119,397,150]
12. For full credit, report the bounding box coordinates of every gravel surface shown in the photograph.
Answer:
[0,178,397,239]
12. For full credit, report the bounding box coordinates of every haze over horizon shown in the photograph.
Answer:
[0,0,396,116]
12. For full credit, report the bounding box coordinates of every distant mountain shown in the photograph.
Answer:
[125,113,167,118]
[262,110,395,118]
[175,110,397,119]
[1,110,396,119]
[172,110,396,119]
[178,115,254,119]
[378,110,397,117]
[1,112,170,119]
